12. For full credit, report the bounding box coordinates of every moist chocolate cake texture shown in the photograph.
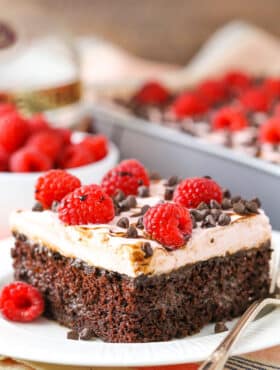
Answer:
[12,232,271,343]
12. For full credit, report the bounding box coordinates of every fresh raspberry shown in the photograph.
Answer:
[222,70,251,92]
[28,114,50,134]
[10,147,52,173]
[171,92,208,118]
[263,78,280,98]
[239,88,270,112]
[58,144,95,169]
[0,146,9,171]
[101,159,150,196]
[35,169,81,209]
[212,107,248,131]
[27,130,63,161]
[0,103,16,115]
[81,135,108,161]
[53,128,72,145]
[58,184,115,225]
[143,203,192,249]
[173,177,223,208]
[0,111,30,153]
[134,81,170,104]
[259,118,280,144]
[196,79,227,105]
[0,282,44,322]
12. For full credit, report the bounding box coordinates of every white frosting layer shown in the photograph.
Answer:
[10,181,272,277]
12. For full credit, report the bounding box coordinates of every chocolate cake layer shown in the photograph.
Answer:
[12,233,271,343]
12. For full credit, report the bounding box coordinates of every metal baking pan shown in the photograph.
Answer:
[92,102,280,229]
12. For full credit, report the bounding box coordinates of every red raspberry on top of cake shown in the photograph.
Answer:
[239,87,271,112]
[196,79,228,105]
[133,81,170,105]
[263,78,280,98]
[101,159,150,196]
[58,184,115,225]
[143,203,192,249]
[222,70,251,92]
[173,177,223,208]
[212,106,248,132]
[171,92,208,118]
[259,117,280,144]
[35,169,81,209]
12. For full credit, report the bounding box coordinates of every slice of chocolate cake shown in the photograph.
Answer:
[9,166,272,343]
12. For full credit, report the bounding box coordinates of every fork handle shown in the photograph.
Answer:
[199,298,279,370]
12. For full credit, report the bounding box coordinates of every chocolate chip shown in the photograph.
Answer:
[233,201,247,214]
[149,171,161,180]
[209,200,221,209]
[32,202,43,212]
[138,186,150,197]
[250,197,261,208]
[136,217,144,229]
[166,176,179,187]
[223,188,231,199]
[231,195,242,203]
[197,202,209,210]
[51,201,60,212]
[201,214,216,228]
[79,195,87,201]
[67,330,79,340]
[190,209,205,222]
[131,204,150,217]
[117,217,129,229]
[211,209,222,221]
[79,328,94,340]
[164,188,174,200]
[245,201,259,214]
[221,198,232,210]
[127,225,138,238]
[191,216,197,228]
[204,175,212,179]
[120,195,137,211]
[114,190,125,203]
[218,213,231,226]
[141,242,153,258]
[214,322,228,333]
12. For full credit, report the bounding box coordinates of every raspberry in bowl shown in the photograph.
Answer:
[8,161,272,342]
[0,104,119,236]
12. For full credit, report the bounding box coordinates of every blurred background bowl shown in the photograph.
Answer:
[0,132,119,237]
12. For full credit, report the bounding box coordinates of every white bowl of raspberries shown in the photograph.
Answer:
[0,103,119,237]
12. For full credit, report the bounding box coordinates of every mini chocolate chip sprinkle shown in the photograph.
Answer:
[138,185,150,198]
[190,209,205,222]
[201,214,216,228]
[79,195,87,201]
[209,200,221,209]
[197,202,209,210]
[214,322,228,334]
[221,198,232,210]
[166,175,179,187]
[79,328,94,340]
[164,187,174,200]
[127,225,138,238]
[114,190,125,203]
[233,201,246,215]
[251,197,261,208]
[210,238,214,243]
[138,179,144,186]
[141,242,153,258]
[231,195,242,203]
[51,201,60,212]
[204,175,212,179]
[191,216,197,229]
[245,201,259,214]
[117,217,129,229]
[222,188,231,199]
[141,205,150,215]
[210,209,222,221]
[149,171,161,180]
[32,202,43,212]
[218,213,231,226]
[136,216,144,229]
[119,196,137,211]
[67,330,79,340]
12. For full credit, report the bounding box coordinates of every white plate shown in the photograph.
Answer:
[0,233,279,367]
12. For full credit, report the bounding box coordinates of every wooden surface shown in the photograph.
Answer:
[2,0,280,64]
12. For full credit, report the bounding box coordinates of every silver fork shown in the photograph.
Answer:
[199,297,280,370]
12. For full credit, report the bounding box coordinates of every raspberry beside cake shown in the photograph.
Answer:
[10,162,272,342]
